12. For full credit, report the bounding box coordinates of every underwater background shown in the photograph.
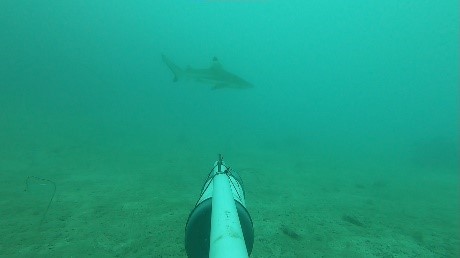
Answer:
[0,0,458,257]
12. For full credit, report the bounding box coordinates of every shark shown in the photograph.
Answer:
[162,54,253,89]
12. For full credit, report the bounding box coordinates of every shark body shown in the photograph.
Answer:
[162,55,253,89]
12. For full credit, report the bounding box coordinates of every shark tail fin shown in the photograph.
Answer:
[162,54,183,82]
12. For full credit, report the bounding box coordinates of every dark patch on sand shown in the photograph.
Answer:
[280,224,302,240]
[342,214,365,228]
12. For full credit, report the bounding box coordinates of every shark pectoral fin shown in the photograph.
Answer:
[162,54,183,82]
[212,83,228,90]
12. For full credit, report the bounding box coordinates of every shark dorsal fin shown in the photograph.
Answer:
[211,57,223,70]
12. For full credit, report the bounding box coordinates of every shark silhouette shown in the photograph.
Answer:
[162,54,253,89]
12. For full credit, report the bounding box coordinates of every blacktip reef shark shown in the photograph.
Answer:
[162,54,253,89]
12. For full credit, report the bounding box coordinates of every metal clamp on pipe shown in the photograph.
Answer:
[185,154,254,258]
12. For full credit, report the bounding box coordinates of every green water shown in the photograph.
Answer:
[1,1,458,257]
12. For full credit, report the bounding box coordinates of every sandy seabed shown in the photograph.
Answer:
[0,144,458,257]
